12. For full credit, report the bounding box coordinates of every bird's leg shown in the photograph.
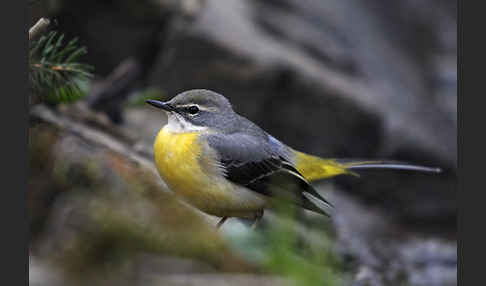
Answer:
[251,210,264,230]
[216,217,228,229]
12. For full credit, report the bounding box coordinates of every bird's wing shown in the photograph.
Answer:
[204,133,333,216]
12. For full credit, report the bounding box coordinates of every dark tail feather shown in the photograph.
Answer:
[339,160,442,174]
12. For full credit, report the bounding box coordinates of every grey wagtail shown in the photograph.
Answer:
[146,89,441,228]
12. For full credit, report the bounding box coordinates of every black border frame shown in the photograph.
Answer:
[13,1,465,285]
[4,0,29,285]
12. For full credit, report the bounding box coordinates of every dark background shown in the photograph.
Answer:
[28,1,457,286]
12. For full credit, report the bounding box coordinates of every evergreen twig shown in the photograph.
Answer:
[29,28,93,104]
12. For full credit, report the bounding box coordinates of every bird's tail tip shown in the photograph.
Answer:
[340,160,442,174]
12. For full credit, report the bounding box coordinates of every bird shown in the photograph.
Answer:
[146,89,441,228]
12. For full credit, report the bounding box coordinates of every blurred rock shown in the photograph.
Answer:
[34,1,457,285]
[148,274,286,286]
[326,186,456,286]
[29,256,64,286]
[49,0,456,226]
[152,0,457,226]
[151,0,456,164]
[29,106,252,285]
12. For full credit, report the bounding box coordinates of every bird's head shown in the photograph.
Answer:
[146,89,238,133]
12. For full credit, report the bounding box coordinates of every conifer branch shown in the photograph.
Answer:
[29,24,94,104]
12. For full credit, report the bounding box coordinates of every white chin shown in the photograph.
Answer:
[166,112,207,133]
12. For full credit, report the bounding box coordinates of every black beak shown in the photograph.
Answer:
[146,100,175,112]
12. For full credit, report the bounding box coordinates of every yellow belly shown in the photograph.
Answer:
[153,127,265,218]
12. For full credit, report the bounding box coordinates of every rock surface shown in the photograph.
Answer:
[31,1,457,285]
[50,0,456,225]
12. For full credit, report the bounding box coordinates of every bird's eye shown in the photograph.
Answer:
[187,105,199,115]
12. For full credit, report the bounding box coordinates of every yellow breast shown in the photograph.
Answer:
[154,127,204,198]
[153,127,265,217]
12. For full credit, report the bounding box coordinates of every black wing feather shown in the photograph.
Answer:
[206,133,332,216]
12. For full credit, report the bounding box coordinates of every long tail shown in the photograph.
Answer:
[294,151,441,182]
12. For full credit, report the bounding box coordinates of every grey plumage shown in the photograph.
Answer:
[147,89,441,221]
[166,90,334,215]
[204,129,333,216]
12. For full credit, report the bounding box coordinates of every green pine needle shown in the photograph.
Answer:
[29,31,93,104]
